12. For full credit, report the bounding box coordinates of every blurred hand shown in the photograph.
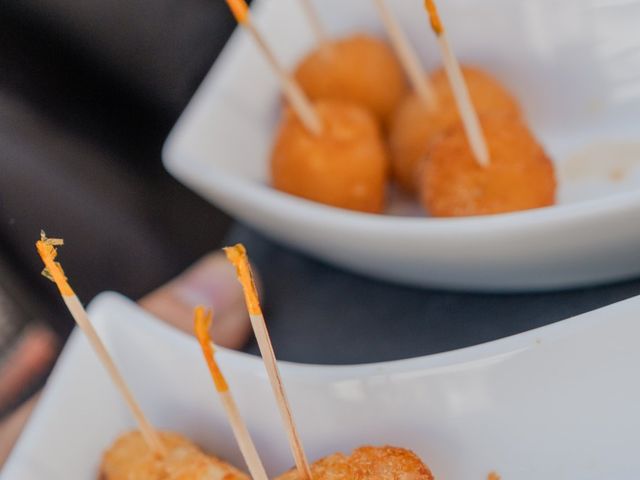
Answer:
[139,251,252,349]
[0,250,252,468]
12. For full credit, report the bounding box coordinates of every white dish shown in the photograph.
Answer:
[4,291,640,479]
[163,0,640,291]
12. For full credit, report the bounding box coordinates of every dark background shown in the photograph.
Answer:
[1,0,640,369]
[0,0,237,338]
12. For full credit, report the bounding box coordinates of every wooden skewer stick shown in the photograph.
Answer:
[226,0,322,135]
[424,0,490,166]
[35,232,165,456]
[298,0,330,49]
[373,0,437,110]
[224,244,313,480]
[194,306,269,480]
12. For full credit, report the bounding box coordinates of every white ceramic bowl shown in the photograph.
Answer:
[163,0,640,291]
[4,291,640,479]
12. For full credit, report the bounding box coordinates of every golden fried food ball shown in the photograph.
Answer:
[389,66,520,194]
[100,430,249,480]
[276,445,434,480]
[429,67,520,120]
[420,115,556,217]
[294,34,407,127]
[271,99,388,213]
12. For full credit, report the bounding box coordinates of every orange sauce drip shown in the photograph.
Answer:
[424,0,444,35]
[35,233,74,297]
[194,306,229,393]
[226,0,249,24]
[224,244,261,316]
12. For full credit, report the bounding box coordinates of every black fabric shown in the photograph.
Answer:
[1,0,239,118]
[0,0,234,336]
[228,224,640,364]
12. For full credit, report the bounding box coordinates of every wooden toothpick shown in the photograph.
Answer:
[225,0,322,135]
[424,0,490,166]
[194,306,268,480]
[35,232,165,456]
[373,0,437,110]
[298,0,330,49]
[224,244,313,480]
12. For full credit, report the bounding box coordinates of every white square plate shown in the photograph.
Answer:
[3,291,640,478]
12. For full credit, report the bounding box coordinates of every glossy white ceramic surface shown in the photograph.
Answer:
[163,0,640,291]
[3,291,640,479]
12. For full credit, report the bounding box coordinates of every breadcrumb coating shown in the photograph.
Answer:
[294,34,407,127]
[100,430,249,480]
[421,115,556,216]
[272,99,388,213]
[276,445,434,480]
[389,66,520,194]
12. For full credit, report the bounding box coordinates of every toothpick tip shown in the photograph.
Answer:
[194,307,229,393]
[223,243,247,261]
[226,0,249,24]
[424,0,444,35]
[35,232,72,296]
[223,244,261,316]
[194,306,213,338]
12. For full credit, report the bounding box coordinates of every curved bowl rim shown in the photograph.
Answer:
[90,291,625,383]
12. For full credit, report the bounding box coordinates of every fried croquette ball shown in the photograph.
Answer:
[271,99,388,213]
[420,115,556,217]
[276,445,434,480]
[100,430,249,480]
[389,66,520,194]
[294,34,407,127]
